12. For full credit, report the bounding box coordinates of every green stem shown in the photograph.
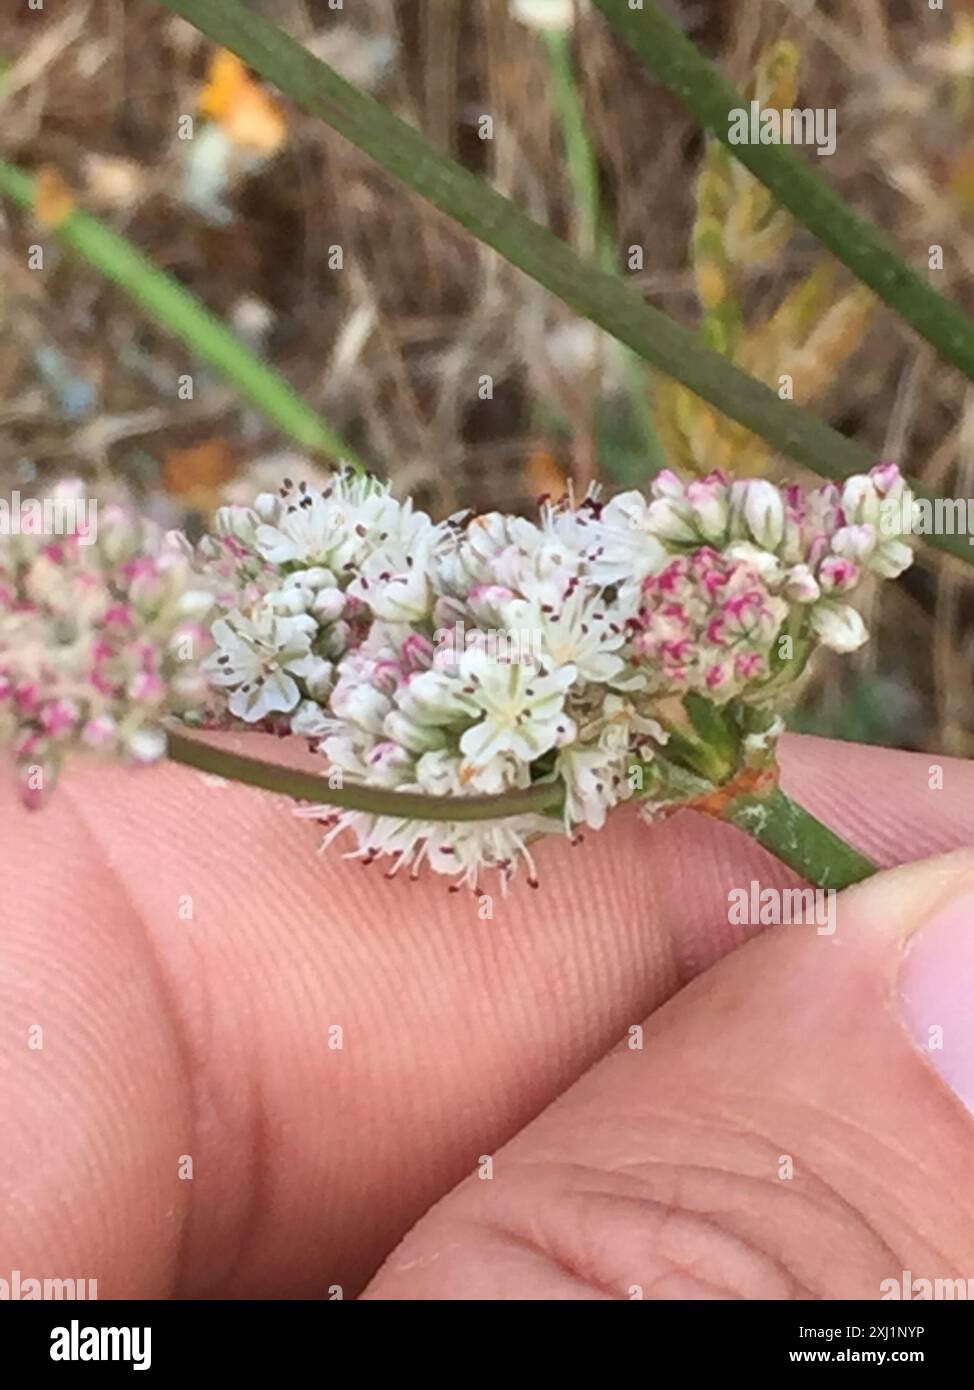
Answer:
[723,786,876,889]
[593,0,974,386]
[543,29,601,259]
[151,0,973,566]
[543,27,668,478]
[167,731,873,890]
[166,727,564,821]
[0,161,365,471]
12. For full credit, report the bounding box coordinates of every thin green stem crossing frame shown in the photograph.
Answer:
[167,728,876,890]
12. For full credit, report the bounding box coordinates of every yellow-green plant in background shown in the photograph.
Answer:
[656,42,875,478]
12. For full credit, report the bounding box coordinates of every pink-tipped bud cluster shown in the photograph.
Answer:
[0,485,213,807]
[633,549,789,701]
[630,462,916,656]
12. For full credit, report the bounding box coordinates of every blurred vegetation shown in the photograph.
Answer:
[657,39,878,481]
[1,0,973,755]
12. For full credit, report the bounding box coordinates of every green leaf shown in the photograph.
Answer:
[683,692,735,768]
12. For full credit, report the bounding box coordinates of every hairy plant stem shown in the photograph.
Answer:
[722,786,876,888]
[167,730,875,889]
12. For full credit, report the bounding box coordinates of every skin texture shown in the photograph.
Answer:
[1,732,973,1300]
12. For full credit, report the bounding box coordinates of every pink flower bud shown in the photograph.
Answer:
[818,554,860,593]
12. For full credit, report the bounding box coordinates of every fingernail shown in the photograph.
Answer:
[899,887,974,1114]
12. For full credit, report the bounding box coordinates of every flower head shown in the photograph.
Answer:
[0,482,213,806]
[215,464,914,888]
[3,461,915,891]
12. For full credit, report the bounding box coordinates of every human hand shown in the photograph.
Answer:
[2,733,973,1300]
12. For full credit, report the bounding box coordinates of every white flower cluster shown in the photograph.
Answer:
[194,463,915,890]
[198,473,434,724]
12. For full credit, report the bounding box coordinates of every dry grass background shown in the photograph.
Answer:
[0,0,972,753]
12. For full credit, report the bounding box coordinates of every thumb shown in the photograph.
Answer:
[365,851,974,1300]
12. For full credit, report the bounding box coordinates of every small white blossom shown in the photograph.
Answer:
[204,610,319,721]
[456,648,578,767]
[504,590,627,684]
[583,489,668,588]
[741,480,785,552]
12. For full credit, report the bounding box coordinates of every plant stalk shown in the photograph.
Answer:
[167,730,875,889]
[0,160,364,471]
[722,786,876,888]
[166,727,565,821]
[592,0,974,387]
[151,0,973,566]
